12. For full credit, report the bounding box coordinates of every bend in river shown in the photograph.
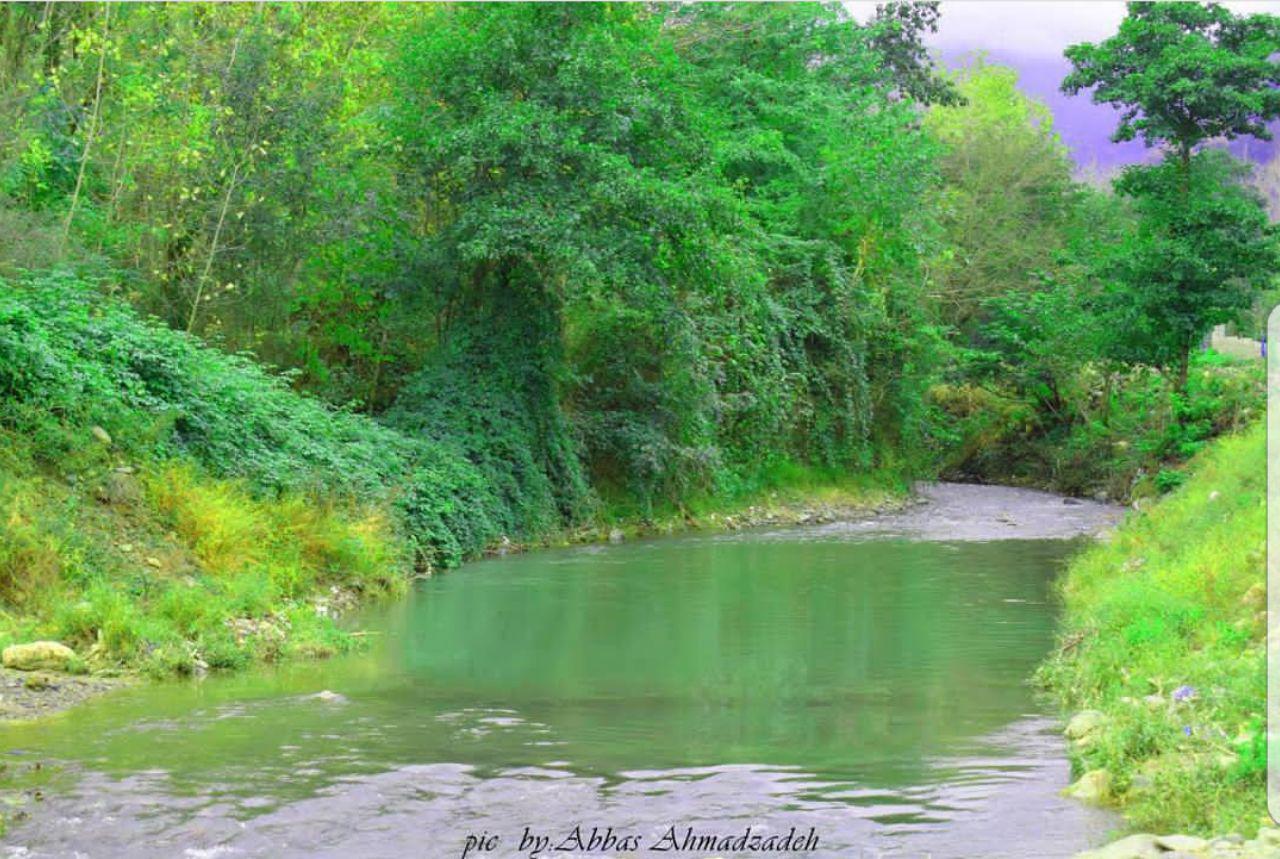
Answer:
[2,484,1123,858]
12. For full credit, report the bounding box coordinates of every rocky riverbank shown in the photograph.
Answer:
[0,666,130,721]
[1046,426,1269,853]
[1076,828,1280,858]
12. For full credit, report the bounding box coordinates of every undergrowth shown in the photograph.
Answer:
[937,351,1264,501]
[0,433,408,678]
[1037,421,1267,836]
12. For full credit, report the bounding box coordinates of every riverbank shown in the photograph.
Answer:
[1041,421,1266,843]
[0,481,1128,857]
[1,277,932,720]
[0,472,911,723]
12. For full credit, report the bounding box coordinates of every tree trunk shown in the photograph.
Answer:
[186,160,240,333]
[59,2,109,258]
[1175,347,1190,396]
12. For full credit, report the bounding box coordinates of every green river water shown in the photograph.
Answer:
[1,485,1119,858]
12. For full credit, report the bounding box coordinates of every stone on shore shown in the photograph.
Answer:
[1074,833,1161,858]
[1156,834,1208,852]
[2,641,76,672]
[1065,709,1106,740]
[1063,768,1112,804]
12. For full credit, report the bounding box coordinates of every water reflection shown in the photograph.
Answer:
[2,525,1116,857]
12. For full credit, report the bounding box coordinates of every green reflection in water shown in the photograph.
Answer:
[1,532,1076,804]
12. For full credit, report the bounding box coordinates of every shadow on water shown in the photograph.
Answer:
[1,487,1121,857]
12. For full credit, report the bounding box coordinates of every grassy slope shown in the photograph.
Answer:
[0,271,502,678]
[0,451,406,678]
[0,272,905,682]
[1038,420,1266,836]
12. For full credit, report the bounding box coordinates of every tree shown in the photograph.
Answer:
[1102,151,1277,392]
[925,61,1077,332]
[869,2,962,106]
[1063,2,1280,396]
[387,3,942,505]
[1062,2,1280,173]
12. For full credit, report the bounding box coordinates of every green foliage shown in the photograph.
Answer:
[387,288,594,540]
[1100,151,1278,383]
[387,3,944,510]
[1059,2,1280,408]
[868,2,962,106]
[935,11,1279,494]
[938,350,1263,499]
[0,270,526,567]
[1038,422,1267,835]
[1063,2,1280,156]
[925,61,1079,331]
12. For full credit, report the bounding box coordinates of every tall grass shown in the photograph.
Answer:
[1038,421,1266,835]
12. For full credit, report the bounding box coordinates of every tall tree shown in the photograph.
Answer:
[925,61,1076,331]
[1063,2,1280,395]
[1062,2,1280,174]
[1102,152,1277,391]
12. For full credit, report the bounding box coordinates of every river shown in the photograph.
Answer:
[1,484,1122,858]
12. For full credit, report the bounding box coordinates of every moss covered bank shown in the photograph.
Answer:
[1041,421,1267,840]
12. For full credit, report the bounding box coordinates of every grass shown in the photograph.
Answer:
[1037,420,1266,836]
[592,460,911,538]
[0,428,409,680]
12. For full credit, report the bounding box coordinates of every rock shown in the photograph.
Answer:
[145,556,163,569]
[1209,490,1221,502]
[310,690,347,704]
[1156,835,1208,852]
[117,543,134,553]
[2,641,76,672]
[1241,583,1266,612]
[1075,833,1161,858]
[608,528,624,544]
[1063,497,1083,506]
[90,425,112,446]
[1063,768,1112,804]
[95,471,139,506]
[1065,709,1106,740]
[22,672,57,691]
[1255,827,1280,847]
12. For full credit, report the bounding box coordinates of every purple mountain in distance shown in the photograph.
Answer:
[941,50,1280,174]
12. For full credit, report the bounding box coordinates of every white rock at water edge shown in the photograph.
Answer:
[1064,709,1106,740]
[2,640,76,672]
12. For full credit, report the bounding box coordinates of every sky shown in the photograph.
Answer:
[851,1,1280,172]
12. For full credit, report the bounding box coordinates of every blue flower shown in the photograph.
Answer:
[1183,726,1193,737]
[1172,685,1197,702]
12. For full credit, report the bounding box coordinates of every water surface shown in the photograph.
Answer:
[2,485,1120,858]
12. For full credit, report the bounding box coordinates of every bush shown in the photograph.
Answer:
[938,351,1264,500]
[0,270,560,566]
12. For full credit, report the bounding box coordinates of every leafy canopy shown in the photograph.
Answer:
[1101,151,1278,372]
[1062,2,1280,154]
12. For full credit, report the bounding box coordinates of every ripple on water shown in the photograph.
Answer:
[2,492,1121,857]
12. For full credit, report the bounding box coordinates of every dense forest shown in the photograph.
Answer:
[0,1,1278,846]
[0,2,1272,662]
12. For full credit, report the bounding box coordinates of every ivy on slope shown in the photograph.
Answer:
[0,271,522,566]
[386,283,595,542]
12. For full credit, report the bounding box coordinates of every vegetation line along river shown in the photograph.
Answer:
[1,483,1124,858]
